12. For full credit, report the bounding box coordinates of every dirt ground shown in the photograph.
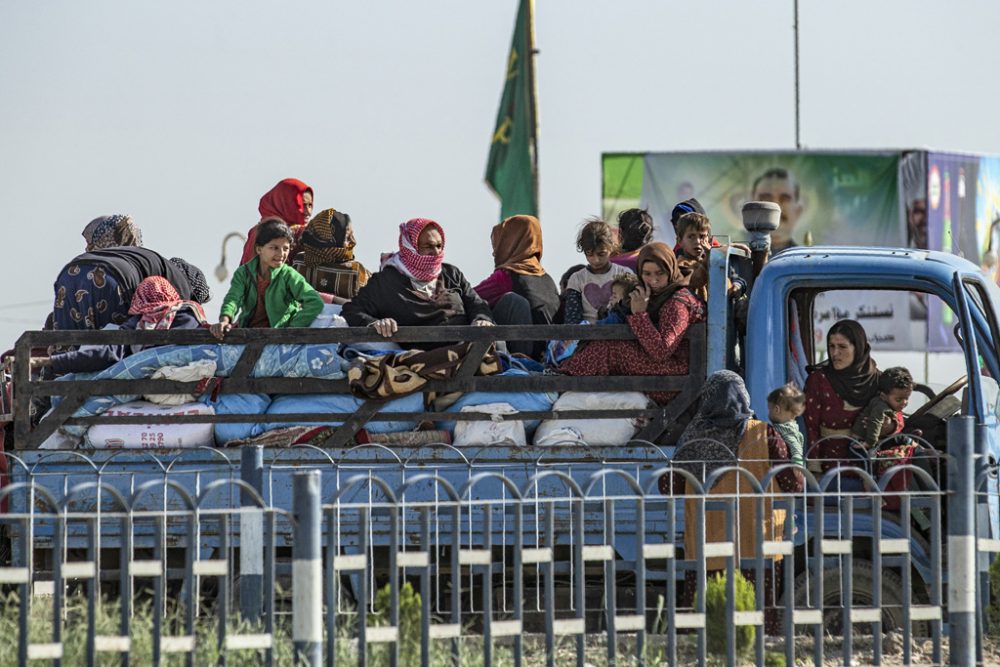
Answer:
[505,631,1000,666]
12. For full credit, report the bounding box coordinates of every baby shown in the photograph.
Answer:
[767,383,806,466]
[852,366,912,448]
[597,273,639,324]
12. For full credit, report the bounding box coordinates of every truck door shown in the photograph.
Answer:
[952,272,1000,540]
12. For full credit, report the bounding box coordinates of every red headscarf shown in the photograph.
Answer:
[129,276,208,330]
[382,218,445,282]
[240,178,313,264]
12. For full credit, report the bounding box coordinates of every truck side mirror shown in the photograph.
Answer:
[741,201,781,278]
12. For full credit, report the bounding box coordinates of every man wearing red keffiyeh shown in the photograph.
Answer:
[342,218,495,345]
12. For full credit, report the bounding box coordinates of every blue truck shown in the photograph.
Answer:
[3,211,998,630]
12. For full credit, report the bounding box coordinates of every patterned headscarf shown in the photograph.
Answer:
[382,218,445,282]
[301,209,356,267]
[128,276,207,330]
[491,215,546,276]
[83,214,143,251]
[258,178,312,227]
[675,370,755,479]
[168,257,212,304]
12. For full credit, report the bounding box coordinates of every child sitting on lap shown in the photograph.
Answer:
[852,366,912,448]
[597,274,639,324]
[563,218,635,324]
[767,383,806,466]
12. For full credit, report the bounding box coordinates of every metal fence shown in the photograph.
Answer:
[0,419,993,666]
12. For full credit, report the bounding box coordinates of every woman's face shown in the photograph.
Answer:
[417,227,444,256]
[828,333,856,370]
[344,221,356,247]
[301,192,314,223]
[640,261,671,293]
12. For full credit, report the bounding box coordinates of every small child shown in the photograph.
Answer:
[852,366,912,448]
[675,212,747,301]
[597,273,639,324]
[675,212,712,263]
[767,383,806,466]
[563,218,635,324]
[211,219,324,338]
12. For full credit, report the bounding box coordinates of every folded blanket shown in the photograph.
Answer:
[348,342,499,400]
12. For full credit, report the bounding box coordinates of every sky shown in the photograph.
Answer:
[1,0,999,348]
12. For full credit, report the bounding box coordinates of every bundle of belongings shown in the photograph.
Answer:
[347,342,500,400]
[40,333,652,449]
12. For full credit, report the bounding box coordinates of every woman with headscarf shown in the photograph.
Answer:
[295,208,371,303]
[804,319,888,470]
[558,242,705,404]
[610,208,654,271]
[240,178,314,265]
[167,257,212,304]
[667,370,804,634]
[81,214,143,251]
[36,276,208,374]
[52,247,206,331]
[473,215,559,356]
[342,218,494,348]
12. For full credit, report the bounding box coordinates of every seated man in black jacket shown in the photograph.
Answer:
[342,218,494,349]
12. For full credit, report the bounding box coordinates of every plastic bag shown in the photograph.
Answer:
[145,360,218,405]
[453,403,527,447]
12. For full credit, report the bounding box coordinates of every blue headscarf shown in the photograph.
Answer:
[675,370,754,479]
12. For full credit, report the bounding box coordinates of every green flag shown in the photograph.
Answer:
[485,0,537,219]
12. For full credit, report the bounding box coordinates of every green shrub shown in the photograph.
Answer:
[372,581,422,663]
[700,570,756,658]
[988,556,1000,636]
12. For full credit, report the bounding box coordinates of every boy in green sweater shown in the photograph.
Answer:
[211,219,323,338]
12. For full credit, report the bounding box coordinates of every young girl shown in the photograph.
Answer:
[563,218,635,324]
[211,219,324,338]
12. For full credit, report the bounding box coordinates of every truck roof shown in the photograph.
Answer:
[763,245,981,284]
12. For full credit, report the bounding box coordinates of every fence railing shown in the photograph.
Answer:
[1,419,990,666]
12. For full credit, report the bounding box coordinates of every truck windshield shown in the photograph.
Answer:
[961,277,1000,418]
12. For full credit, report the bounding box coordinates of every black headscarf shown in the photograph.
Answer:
[674,370,753,481]
[169,257,211,304]
[822,319,881,407]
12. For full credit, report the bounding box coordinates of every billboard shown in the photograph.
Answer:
[604,151,905,248]
[603,151,910,349]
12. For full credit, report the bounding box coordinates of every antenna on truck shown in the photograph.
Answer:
[742,201,781,278]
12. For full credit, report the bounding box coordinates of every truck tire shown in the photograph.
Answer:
[793,558,929,637]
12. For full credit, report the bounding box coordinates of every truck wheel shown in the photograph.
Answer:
[792,559,929,637]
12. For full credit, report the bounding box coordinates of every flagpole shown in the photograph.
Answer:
[527,0,540,213]
[793,0,801,150]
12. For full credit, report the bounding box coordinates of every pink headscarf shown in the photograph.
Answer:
[382,218,445,282]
